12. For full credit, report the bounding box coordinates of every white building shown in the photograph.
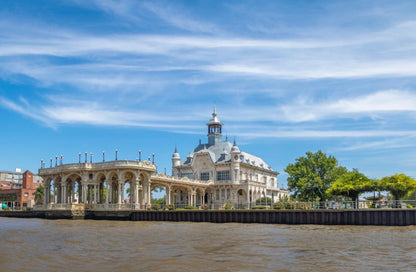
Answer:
[172,108,289,207]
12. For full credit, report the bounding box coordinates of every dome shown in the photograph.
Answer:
[231,139,240,153]
[206,106,223,126]
[172,146,180,159]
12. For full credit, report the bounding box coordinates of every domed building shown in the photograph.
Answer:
[172,108,289,208]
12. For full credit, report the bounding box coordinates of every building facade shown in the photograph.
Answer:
[37,109,289,210]
[172,109,289,207]
[0,170,42,209]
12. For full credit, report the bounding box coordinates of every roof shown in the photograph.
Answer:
[180,140,274,171]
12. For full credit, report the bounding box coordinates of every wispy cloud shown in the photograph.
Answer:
[281,90,416,122]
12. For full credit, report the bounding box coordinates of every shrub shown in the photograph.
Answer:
[201,204,209,210]
[252,205,266,209]
[224,202,233,210]
[165,204,175,211]
[184,205,198,210]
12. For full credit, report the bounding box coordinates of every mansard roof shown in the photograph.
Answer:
[180,140,274,171]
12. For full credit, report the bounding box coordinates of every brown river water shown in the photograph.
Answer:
[1,218,416,272]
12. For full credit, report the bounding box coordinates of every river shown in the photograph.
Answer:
[0,218,415,271]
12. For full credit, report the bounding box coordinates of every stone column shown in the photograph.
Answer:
[135,182,139,204]
[166,185,171,205]
[61,182,66,204]
[106,184,109,204]
[44,185,49,205]
[121,182,125,203]
[118,182,122,204]
[147,182,151,205]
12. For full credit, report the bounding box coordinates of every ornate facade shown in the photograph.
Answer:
[172,108,289,208]
[38,109,288,210]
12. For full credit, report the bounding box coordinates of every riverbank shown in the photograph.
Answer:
[2,209,416,225]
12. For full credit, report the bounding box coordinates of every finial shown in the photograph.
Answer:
[174,145,178,153]
[233,138,237,146]
[213,104,217,117]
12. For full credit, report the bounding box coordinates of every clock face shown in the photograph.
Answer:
[234,155,238,160]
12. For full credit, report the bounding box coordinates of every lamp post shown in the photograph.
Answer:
[78,153,81,163]
[139,150,141,161]
[152,153,155,164]
[164,168,167,175]
[102,151,105,162]
[50,158,52,168]
[55,156,58,167]
[40,159,44,169]
[90,153,93,163]
[84,152,88,163]
[60,155,63,165]
[115,149,118,161]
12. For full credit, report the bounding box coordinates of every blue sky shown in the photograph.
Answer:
[1,0,416,187]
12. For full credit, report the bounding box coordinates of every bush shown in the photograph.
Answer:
[224,202,233,210]
[165,204,175,211]
[184,205,198,210]
[201,204,209,210]
[252,205,266,209]
[151,204,160,211]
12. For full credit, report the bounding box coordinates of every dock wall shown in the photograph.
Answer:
[2,209,416,226]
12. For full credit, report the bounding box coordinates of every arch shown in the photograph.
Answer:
[237,189,247,209]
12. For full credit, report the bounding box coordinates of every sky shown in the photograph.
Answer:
[1,0,416,188]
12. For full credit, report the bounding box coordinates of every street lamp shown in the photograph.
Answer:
[40,159,44,169]
[78,153,81,163]
[55,156,58,167]
[102,151,105,162]
[139,150,142,161]
[50,158,52,168]
[84,152,88,163]
[60,155,63,165]
[115,149,118,161]
[90,153,93,163]
[152,153,155,164]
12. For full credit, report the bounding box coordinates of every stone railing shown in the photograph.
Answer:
[151,173,213,186]
[39,160,156,175]
[87,203,143,211]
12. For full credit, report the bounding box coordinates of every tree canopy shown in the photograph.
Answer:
[378,174,416,201]
[34,185,44,205]
[326,169,372,202]
[285,150,346,201]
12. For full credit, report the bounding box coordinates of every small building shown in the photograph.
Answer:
[0,170,43,209]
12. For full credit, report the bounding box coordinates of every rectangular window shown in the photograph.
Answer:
[200,172,209,181]
[216,171,230,181]
[221,189,225,199]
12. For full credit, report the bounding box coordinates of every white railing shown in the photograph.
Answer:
[88,203,143,211]
[151,173,213,186]
[39,160,156,174]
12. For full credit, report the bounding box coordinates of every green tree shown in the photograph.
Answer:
[285,150,346,201]
[326,169,372,206]
[34,185,44,205]
[378,174,416,201]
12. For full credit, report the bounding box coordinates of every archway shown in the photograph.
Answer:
[237,189,247,209]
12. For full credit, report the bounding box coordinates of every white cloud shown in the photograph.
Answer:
[281,90,416,122]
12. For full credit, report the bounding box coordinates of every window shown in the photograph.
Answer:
[221,189,225,199]
[217,171,230,181]
[200,172,209,181]
[263,176,267,183]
